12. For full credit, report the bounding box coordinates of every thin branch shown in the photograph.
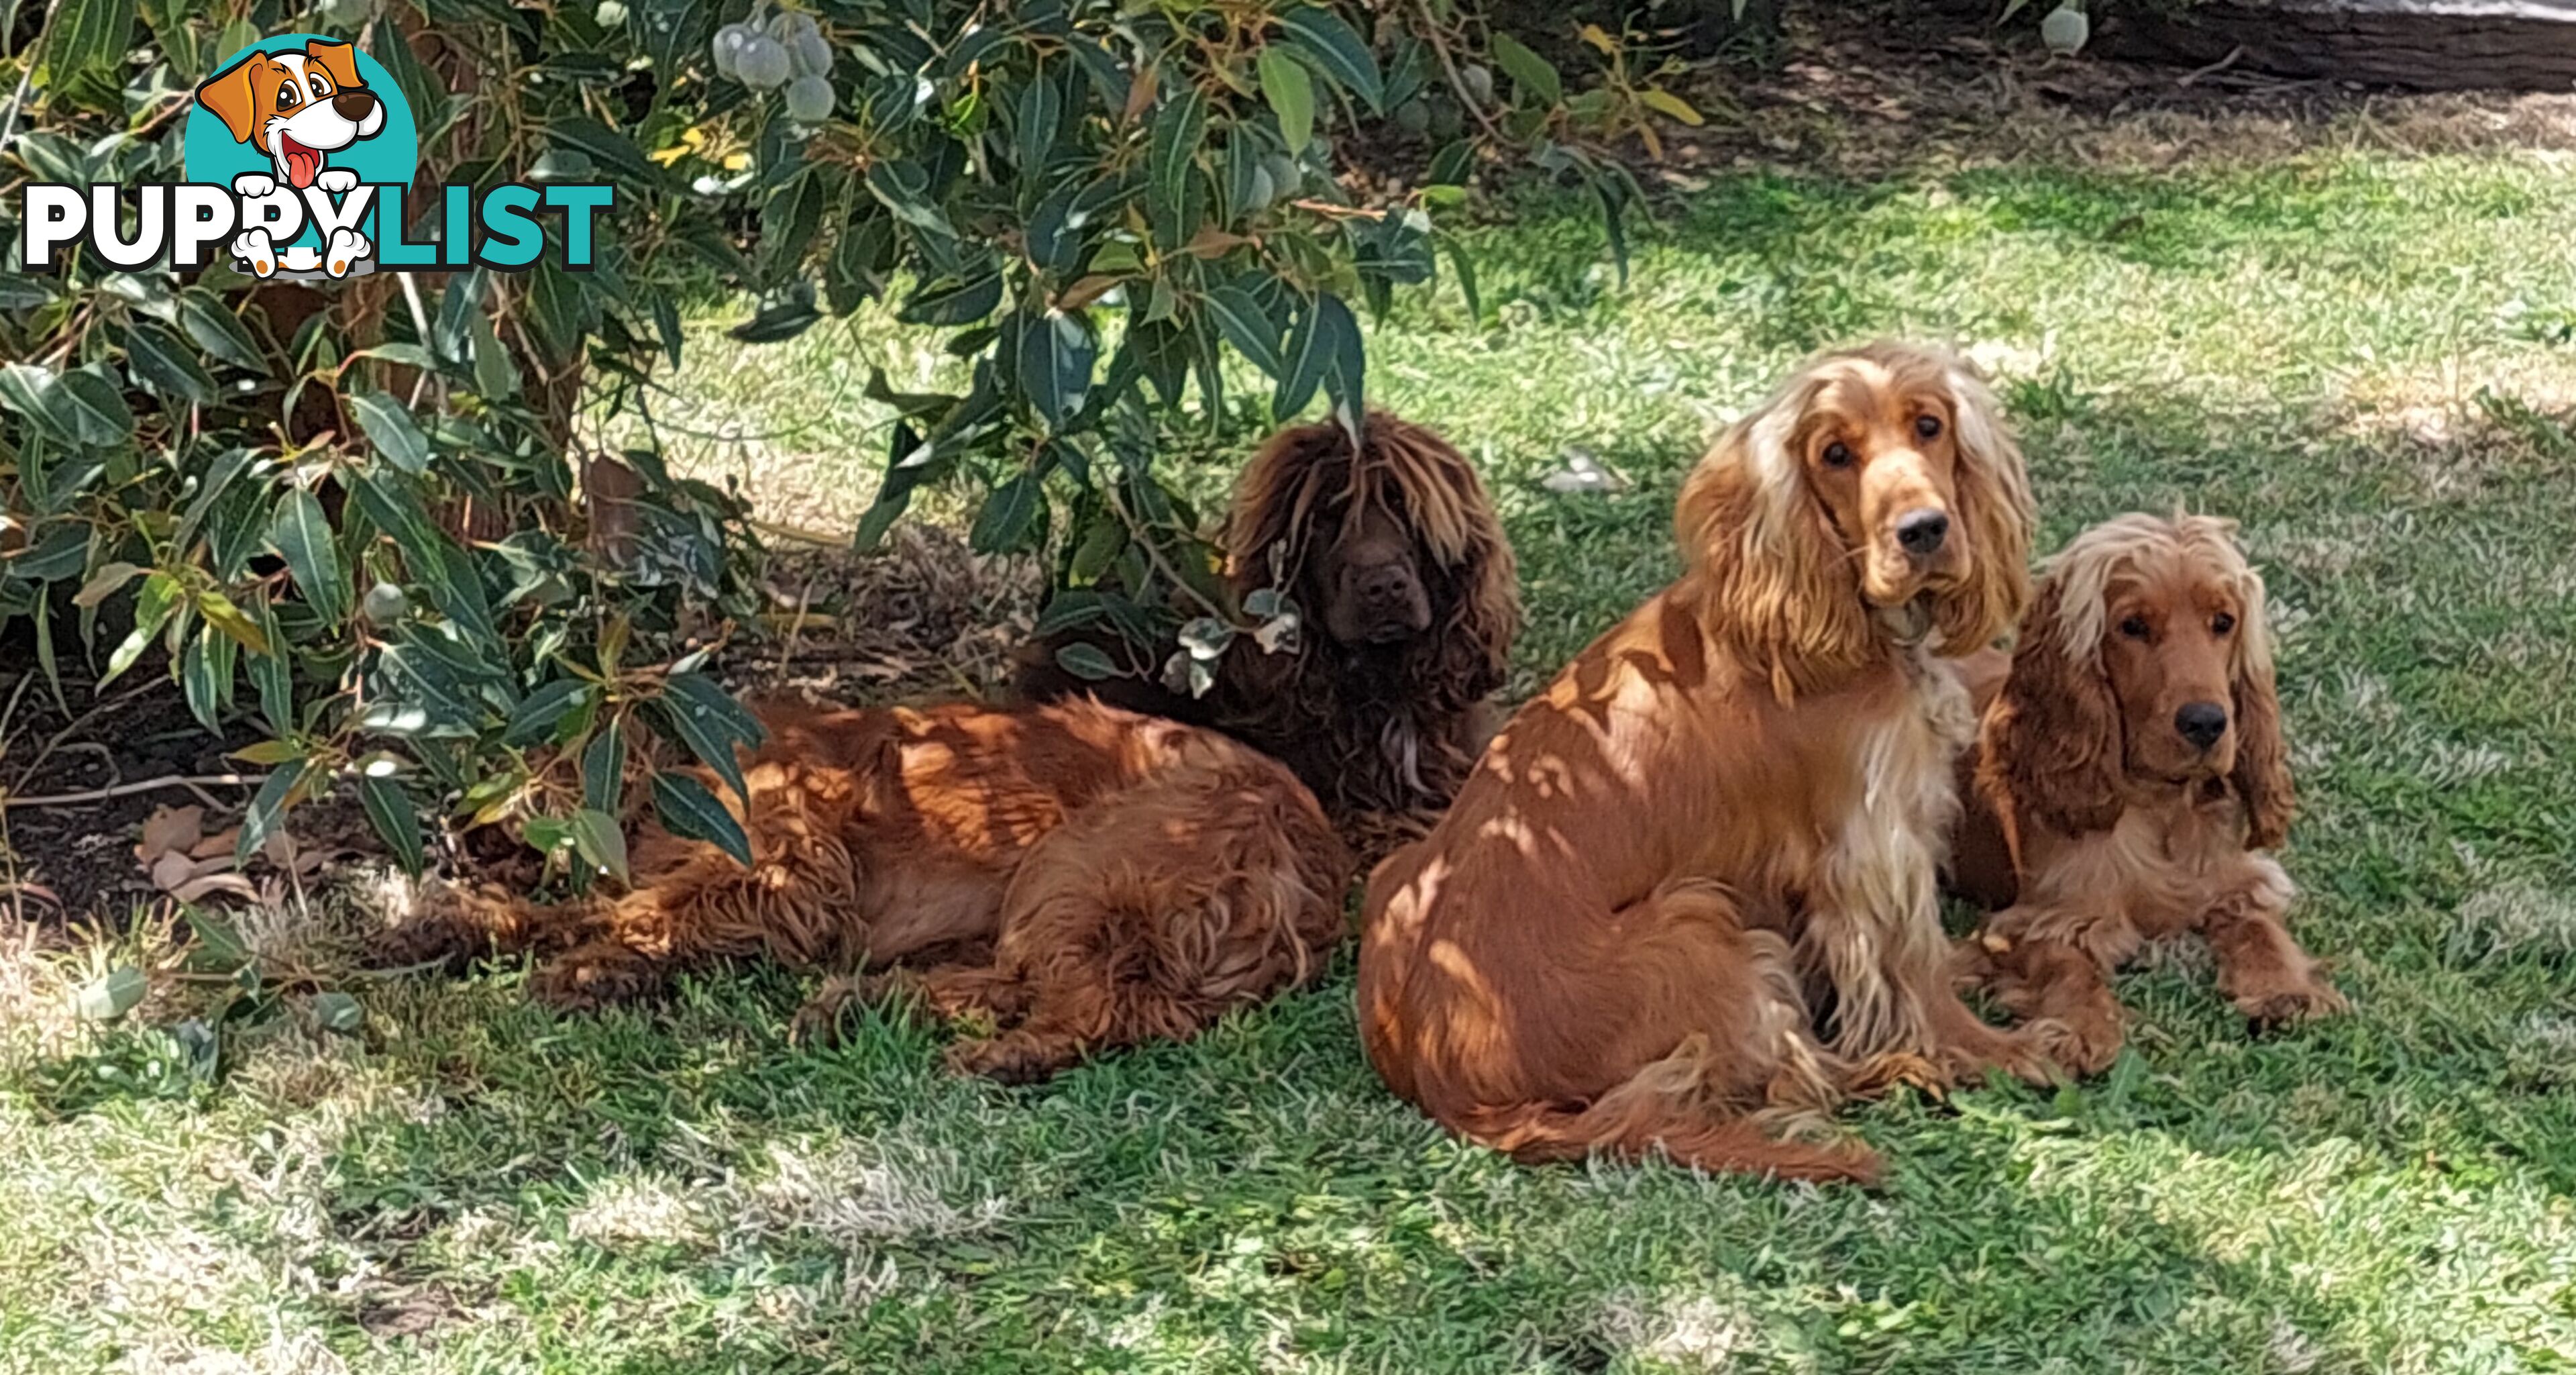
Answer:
[1416,0,1505,144]
[0,774,264,810]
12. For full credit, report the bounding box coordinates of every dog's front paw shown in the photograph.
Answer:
[788,974,865,1047]
[230,229,277,278]
[2025,1013,2124,1078]
[533,943,666,1010]
[2237,979,2348,1032]
[315,167,359,195]
[231,172,278,199]
[324,227,372,278]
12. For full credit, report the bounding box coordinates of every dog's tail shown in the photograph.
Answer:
[1437,1026,1878,1184]
[1447,1093,1880,1184]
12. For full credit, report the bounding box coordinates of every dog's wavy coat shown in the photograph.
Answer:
[1357,342,2063,1184]
[396,699,1351,1082]
[1021,414,1519,856]
[1953,514,2343,1072]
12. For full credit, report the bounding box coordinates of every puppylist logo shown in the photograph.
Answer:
[21,34,612,281]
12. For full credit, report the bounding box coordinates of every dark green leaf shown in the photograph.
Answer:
[1054,642,1119,680]
[179,291,270,373]
[1257,46,1316,153]
[249,594,290,733]
[181,627,225,731]
[1277,5,1383,113]
[1148,87,1207,249]
[1014,309,1095,429]
[1320,292,1366,432]
[1273,293,1332,420]
[970,471,1045,554]
[0,364,78,444]
[174,446,256,553]
[731,291,824,343]
[505,678,595,746]
[123,319,219,405]
[347,389,431,474]
[102,571,184,685]
[549,116,670,191]
[582,716,627,815]
[1442,237,1486,325]
[653,671,761,801]
[41,0,137,99]
[865,160,956,236]
[1489,34,1562,106]
[358,772,425,878]
[568,807,630,884]
[651,771,752,868]
[1205,285,1283,377]
[235,757,309,865]
[267,488,351,624]
[1015,64,1064,172]
[900,269,1004,327]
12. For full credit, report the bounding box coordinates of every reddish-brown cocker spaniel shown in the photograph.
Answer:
[1357,341,2066,1184]
[1020,413,1521,859]
[1951,513,2345,1073]
[394,698,1351,1082]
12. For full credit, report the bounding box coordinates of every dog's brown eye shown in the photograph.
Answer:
[2211,612,2235,635]
[309,74,330,99]
[278,81,301,107]
[1821,442,1854,469]
[1914,413,1943,440]
[2118,615,2151,640]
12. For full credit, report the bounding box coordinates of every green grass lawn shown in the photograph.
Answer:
[9,106,2576,1372]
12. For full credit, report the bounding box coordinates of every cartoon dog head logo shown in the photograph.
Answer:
[195,40,386,191]
[183,35,417,281]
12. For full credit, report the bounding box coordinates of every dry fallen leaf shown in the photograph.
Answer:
[136,805,205,867]
[189,826,241,860]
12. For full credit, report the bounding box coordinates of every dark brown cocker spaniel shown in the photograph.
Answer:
[1020,413,1520,859]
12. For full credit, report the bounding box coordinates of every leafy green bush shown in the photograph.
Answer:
[0,0,1678,881]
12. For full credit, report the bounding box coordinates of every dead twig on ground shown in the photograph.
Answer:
[0,774,264,810]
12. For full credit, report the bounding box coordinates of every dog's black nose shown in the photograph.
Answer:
[1355,565,1415,607]
[2175,701,2229,750]
[333,89,379,121]
[1894,508,1950,558]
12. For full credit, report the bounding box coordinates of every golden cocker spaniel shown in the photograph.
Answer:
[1952,513,2345,1072]
[1357,341,2064,1183]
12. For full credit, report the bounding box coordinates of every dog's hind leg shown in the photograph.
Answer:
[932,768,1350,1082]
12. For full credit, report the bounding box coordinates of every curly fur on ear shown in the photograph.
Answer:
[2212,527,2296,850]
[1978,576,2128,849]
[1930,360,2036,654]
[1675,373,1877,702]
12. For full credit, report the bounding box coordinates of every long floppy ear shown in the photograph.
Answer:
[1931,358,2035,654]
[195,55,267,146]
[307,40,366,91]
[1977,575,2126,844]
[1216,421,1343,699]
[1222,421,1339,598]
[1379,415,1520,703]
[2228,570,2296,850]
[1676,378,1875,701]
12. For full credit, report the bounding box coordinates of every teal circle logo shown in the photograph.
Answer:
[183,34,417,267]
